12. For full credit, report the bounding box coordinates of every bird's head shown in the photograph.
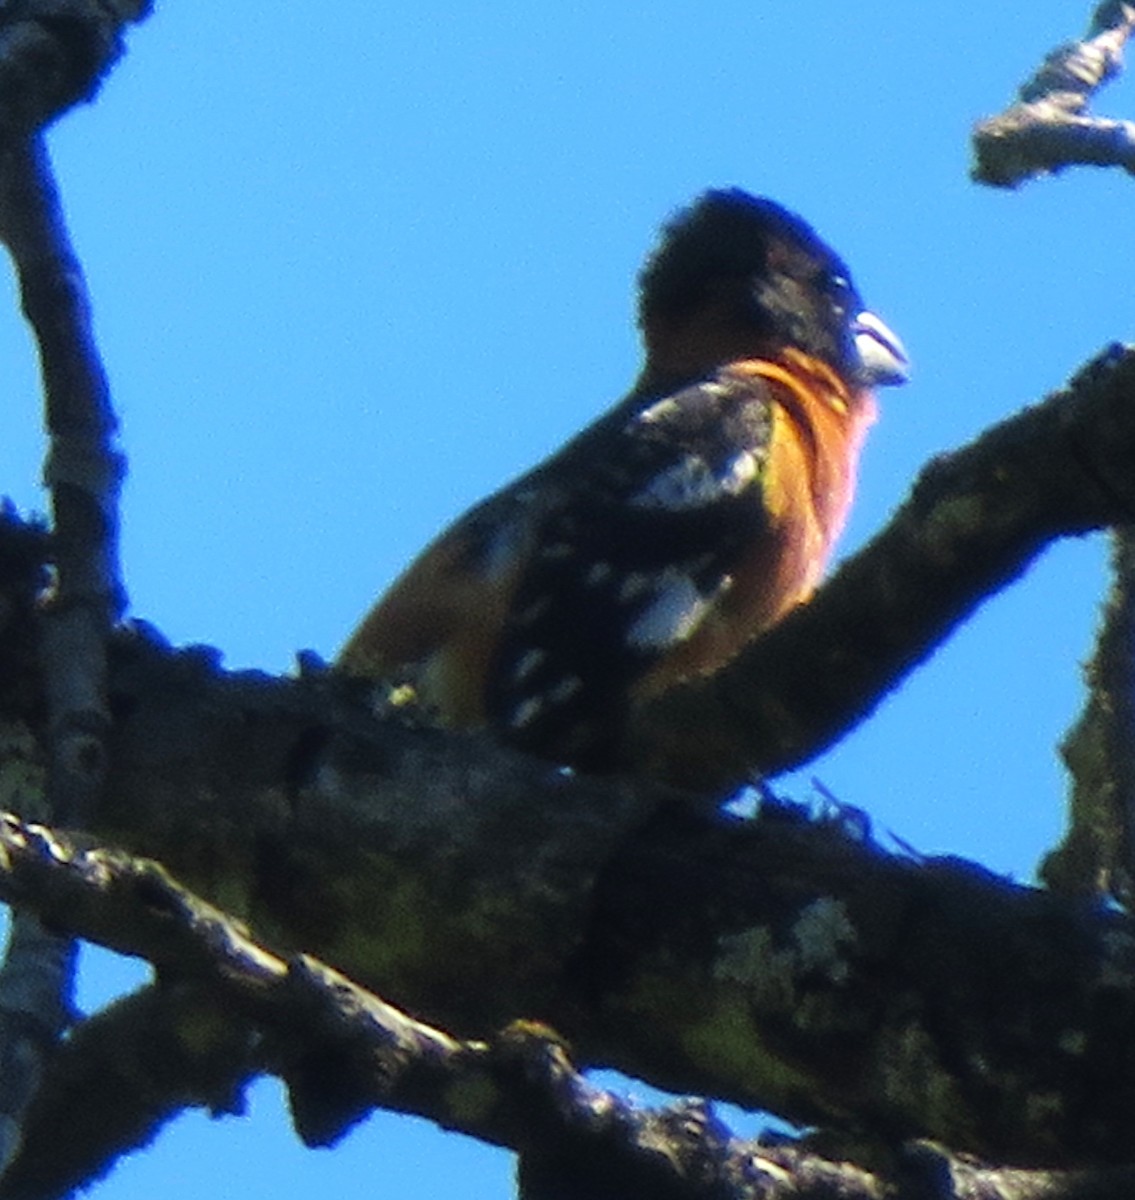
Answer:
[637,188,908,390]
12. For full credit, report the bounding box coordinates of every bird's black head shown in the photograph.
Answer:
[638,188,907,387]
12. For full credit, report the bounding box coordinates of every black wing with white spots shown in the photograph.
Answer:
[484,373,773,769]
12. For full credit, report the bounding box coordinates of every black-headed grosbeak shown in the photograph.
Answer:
[339,189,907,776]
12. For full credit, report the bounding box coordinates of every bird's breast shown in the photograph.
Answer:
[634,355,875,697]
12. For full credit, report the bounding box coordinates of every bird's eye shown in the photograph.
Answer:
[824,272,854,319]
[826,273,856,305]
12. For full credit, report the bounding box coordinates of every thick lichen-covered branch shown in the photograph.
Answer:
[0,814,1129,1200]
[0,627,1122,1170]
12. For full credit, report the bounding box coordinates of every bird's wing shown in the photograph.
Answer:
[483,369,792,768]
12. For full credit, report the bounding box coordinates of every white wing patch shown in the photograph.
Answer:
[618,572,655,604]
[721,450,759,492]
[635,383,729,426]
[512,648,547,683]
[629,450,758,511]
[506,673,583,729]
[635,396,682,424]
[585,561,613,586]
[626,568,723,650]
[508,696,545,729]
[477,488,543,579]
[480,519,528,580]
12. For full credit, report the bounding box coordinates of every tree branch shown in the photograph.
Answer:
[0,629,1122,1169]
[972,2,1135,187]
[0,0,151,142]
[0,816,1128,1200]
[0,983,260,1200]
[0,11,135,1162]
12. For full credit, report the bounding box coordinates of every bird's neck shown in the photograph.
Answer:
[637,344,872,423]
[638,310,773,387]
[636,347,877,549]
[734,351,877,548]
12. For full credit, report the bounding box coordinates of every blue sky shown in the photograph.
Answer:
[0,3,1131,1197]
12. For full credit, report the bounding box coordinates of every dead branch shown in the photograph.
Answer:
[0,816,1128,1200]
[0,124,127,1179]
[973,2,1135,186]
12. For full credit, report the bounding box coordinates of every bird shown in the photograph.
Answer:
[338,188,908,779]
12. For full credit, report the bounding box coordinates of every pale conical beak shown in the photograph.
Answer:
[853,310,909,387]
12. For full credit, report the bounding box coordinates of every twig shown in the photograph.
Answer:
[0,135,124,1175]
[973,2,1135,186]
[1,137,126,820]
[0,0,153,1175]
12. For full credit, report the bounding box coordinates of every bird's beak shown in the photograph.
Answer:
[852,310,909,387]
